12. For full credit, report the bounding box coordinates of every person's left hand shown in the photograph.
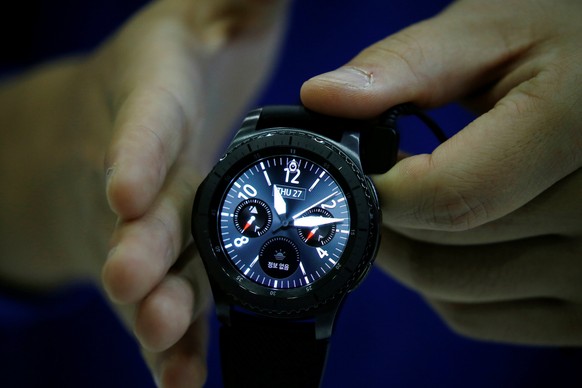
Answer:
[96,1,289,385]
[301,0,582,346]
[1,1,288,384]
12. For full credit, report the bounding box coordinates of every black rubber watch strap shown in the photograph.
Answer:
[220,310,329,388]
[216,104,446,388]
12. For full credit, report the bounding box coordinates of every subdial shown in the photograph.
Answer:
[233,198,272,237]
[259,236,300,279]
[296,208,337,247]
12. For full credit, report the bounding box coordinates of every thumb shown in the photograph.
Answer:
[300,1,518,118]
[300,0,582,231]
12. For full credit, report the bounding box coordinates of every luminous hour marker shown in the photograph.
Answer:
[259,162,272,185]
[218,155,350,291]
[263,171,272,186]
[308,178,320,192]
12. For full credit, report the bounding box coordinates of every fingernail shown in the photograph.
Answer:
[309,66,373,89]
[107,246,117,259]
[105,165,118,214]
[105,164,116,186]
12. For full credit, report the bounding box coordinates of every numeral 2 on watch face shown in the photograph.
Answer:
[218,156,351,290]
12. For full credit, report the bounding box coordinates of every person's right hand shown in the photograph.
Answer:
[88,0,288,385]
[301,0,582,346]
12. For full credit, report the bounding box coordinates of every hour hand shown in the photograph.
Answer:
[293,216,345,228]
[273,184,287,218]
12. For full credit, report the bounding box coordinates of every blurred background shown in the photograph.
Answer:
[1,0,581,387]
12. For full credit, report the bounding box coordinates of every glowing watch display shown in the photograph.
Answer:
[218,155,350,289]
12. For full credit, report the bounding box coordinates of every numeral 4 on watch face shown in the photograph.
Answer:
[218,156,351,290]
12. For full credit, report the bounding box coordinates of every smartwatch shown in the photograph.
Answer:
[192,105,445,387]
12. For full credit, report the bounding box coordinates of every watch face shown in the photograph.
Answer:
[218,155,350,290]
[193,129,380,313]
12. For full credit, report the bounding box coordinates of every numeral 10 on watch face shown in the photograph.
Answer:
[217,155,351,289]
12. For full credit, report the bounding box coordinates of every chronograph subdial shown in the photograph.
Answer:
[259,236,300,279]
[296,208,337,247]
[233,198,273,237]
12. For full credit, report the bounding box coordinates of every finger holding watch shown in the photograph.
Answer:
[301,0,582,345]
[97,0,290,385]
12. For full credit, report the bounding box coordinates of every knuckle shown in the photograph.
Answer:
[431,301,487,340]
[102,252,142,304]
[120,83,188,160]
[498,83,547,119]
[148,209,181,261]
[419,182,491,231]
[398,244,489,301]
[403,252,449,297]
[126,123,168,177]
[400,154,494,231]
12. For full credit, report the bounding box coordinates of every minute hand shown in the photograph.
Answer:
[291,192,338,220]
[293,216,345,228]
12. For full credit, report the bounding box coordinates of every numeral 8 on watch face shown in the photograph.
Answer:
[218,155,351,290]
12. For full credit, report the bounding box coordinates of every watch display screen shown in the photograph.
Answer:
[217,155,351,289]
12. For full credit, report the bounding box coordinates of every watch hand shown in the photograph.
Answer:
[293,216,345,228]
[242,216,256,233]
[273,184,287,218]
[291,191,338,220]
[305,227,319,242]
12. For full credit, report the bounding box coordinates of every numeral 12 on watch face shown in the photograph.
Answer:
[218,155,351,289]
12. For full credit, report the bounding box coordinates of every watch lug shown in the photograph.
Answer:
[338,130,364,172]
[228,108,263,149]
[315,296,347,340]
[215,301,232,326]
[207,278,232,326]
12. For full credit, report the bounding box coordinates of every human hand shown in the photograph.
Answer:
[92,0,288,385]
[301,0,582,345]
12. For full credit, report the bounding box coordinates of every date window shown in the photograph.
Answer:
[275,184,306,201]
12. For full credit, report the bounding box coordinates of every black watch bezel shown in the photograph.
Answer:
[192,129,380,318]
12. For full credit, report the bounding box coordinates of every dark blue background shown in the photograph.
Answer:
[1,1,580,387]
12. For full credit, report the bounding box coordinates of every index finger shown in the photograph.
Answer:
[375,80,582,231]
[299,0,582,231]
